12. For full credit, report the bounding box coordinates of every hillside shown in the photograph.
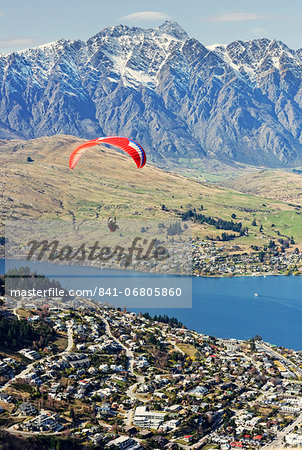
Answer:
[1,135,302,252]
[2,22,302,167]
[223,169,302,206]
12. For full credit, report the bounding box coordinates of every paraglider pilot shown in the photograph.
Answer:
[107,217,119,232]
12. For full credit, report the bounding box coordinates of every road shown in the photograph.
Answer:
[169,339,185,356]
[12,307,21,321]
[0,320,73,393]
[264,412,302,448]
[257,342,302,377]
[4,426,65,437]
[65,320,74,352]
[124,408,134,427]
[100,314,135,374]
[98,313,148,401]
[12,301,22,321]
[126,375,148,403]
[157,328,185,356]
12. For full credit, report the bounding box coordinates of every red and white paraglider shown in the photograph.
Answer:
[69,136,146,170]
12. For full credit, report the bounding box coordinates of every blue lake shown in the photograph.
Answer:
[132,275,302,350]
[1,259,302,350]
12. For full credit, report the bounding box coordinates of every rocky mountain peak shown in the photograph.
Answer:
[0,23,302,167]
[157,20,189,40]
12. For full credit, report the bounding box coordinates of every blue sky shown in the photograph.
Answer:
[0,0,301,53]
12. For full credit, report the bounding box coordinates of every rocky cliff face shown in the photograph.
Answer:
[1,21,302,167]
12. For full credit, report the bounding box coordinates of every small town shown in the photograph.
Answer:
[0,294,301,449]
[193,241,302,277]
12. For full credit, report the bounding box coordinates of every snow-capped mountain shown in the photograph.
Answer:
[1,20,302,166]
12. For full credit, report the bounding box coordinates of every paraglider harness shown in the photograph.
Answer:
[107,217,119,232]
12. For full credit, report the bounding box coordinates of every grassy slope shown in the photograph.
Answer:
[0,135,301,249]
[223,170,302,245]
[223,169,302,205]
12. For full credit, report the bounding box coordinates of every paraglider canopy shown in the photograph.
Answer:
[69,136,146,170]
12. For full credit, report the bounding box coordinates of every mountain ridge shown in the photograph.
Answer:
[1,21,302,167]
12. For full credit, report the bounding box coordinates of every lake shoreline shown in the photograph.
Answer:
[1,259,302,350]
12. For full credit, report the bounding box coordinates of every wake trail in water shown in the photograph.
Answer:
[256,294,302,312]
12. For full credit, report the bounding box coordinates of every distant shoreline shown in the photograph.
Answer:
[194,271,301,279]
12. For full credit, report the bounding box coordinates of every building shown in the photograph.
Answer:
[189,385,208,397]
[285,433,302,446]
[133,406,166,429]
[17,402,37,416]
[105,436,141,449]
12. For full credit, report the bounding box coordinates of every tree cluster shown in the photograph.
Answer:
[181,209,245,233]
[141,312,183,328]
